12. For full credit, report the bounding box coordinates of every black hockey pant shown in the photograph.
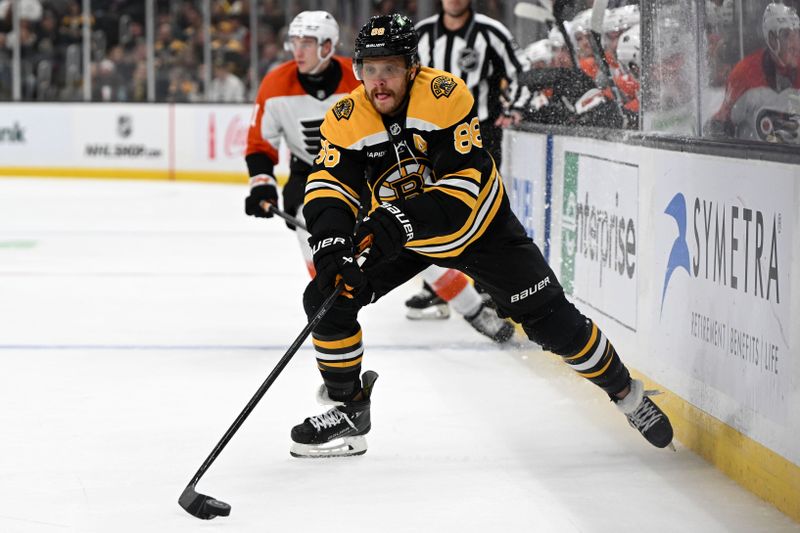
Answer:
[303,204,631,402]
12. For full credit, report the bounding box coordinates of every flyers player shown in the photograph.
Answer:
[244,11,359,275]
[289,14,673,458]
[708,2,800,143]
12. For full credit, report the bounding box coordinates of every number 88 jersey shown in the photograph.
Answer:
[304,66,507,260]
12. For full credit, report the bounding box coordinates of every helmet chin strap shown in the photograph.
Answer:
[308,42,335,75]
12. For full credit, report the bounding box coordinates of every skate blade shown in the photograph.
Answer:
[406,304,450,320]
[290,436,367,458]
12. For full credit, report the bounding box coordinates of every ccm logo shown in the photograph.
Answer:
[312,236,346,254]
[510,276,551,303]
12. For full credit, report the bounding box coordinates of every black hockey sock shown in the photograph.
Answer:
[312,327,364,402]
[560,320,630,397]
[522,297,630,396]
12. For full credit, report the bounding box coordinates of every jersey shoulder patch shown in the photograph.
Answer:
[321,87,385,149]
[431,75,458,99]
[332,97,355,120]
[408,67,474,130]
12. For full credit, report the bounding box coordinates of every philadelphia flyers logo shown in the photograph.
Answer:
[332,98,354,121]
[431,75,457,99]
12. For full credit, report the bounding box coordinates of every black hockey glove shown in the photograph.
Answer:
[244,175,278,218]
[355,202,414,267]
[310,231,366,296]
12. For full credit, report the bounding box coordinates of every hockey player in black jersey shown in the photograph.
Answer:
[290,14,673,458]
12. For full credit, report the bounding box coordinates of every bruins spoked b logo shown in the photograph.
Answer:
[332,98,354,121]
[431,75,457,99]
[375,158,432,203]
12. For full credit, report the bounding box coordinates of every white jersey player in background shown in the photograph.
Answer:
[244,11,359,275]
[709,2,800,143]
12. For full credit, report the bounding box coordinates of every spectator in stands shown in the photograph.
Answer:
[257,40,281,78]
[59,0,90,46]
[92,58,124,101]
[707,2,800,143]
[207,57,245,102]
[0,32,10,99]
[0,0,43,23]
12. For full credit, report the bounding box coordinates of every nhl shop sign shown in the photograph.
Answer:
[560,151,639,331]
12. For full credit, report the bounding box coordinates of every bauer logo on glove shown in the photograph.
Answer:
[311,236,348,255]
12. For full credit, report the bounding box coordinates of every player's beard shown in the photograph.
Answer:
[368,82,409,116]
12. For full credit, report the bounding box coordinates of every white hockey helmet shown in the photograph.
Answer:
[548,24,567,48]
[286,11,339,71]
[570,8,594,36]
[525,39,554,66]
[617,24,641,74]
[762,2,800,57]
[603,4,640,35]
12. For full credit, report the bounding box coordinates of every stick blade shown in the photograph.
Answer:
[179,485,231,520]
[513,2,554,22]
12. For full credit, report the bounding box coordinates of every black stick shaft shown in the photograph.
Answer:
[186,281,343,487]
[258,201,308,232]
[270,207,307,232]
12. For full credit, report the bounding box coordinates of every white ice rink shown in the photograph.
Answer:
[1,178,797,533]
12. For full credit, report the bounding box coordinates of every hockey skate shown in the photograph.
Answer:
[474,282,498,310]
[614,378,674,449]
[290,371,378,458]
[405,281,450,320]
[465,303,515,343]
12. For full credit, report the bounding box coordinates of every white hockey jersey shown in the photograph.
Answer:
[246,57,360,170]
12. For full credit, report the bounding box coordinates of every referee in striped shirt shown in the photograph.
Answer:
[416,0,524,168]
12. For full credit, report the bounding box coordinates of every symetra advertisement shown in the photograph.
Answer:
[653,154,793,429]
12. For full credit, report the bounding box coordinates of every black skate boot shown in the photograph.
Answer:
[614,378,674,449]
[405,281,450,320]
[465,303,515,343]
[290,371,378,458]
[474,282,498,310]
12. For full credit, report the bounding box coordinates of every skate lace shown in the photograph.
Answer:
[627,397,662,433]
[309,408,357,432]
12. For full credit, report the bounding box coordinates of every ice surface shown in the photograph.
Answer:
[0,178,797,532]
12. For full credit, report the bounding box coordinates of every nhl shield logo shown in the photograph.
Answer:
[431,75,457,99]
[332,98,354,121]
[117,115,132,138]
[457,48,479,72]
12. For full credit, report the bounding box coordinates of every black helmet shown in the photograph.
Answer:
[353,14,419,79]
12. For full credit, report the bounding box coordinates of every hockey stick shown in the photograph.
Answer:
[513,2,554,23]
[178,279,345,520]
[551,0,581,74]
[259,201,308,232]
[588,0,625,117]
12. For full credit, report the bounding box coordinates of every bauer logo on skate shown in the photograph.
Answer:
[510,276,551,303]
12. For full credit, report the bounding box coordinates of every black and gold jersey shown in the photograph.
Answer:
[304,66,506,260]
